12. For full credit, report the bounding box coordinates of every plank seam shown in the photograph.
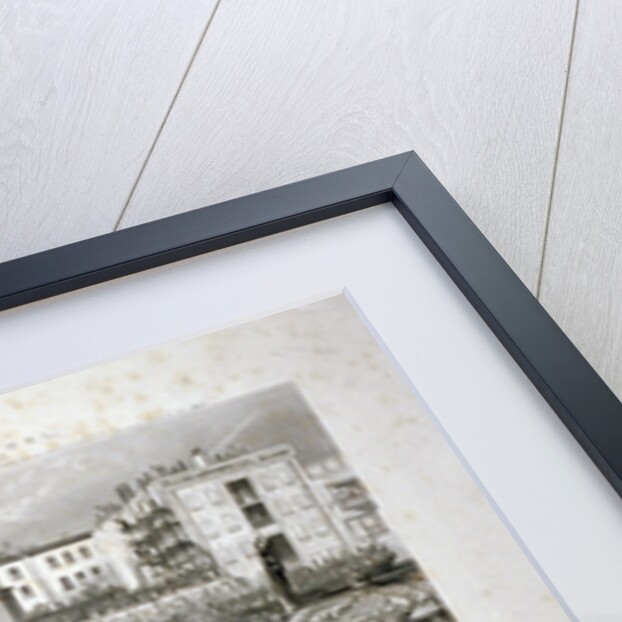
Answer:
[112,0,225,232]
[535,0,581,298]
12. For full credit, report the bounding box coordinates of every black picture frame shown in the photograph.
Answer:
[1,151,621,501]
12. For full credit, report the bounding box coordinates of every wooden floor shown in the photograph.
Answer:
[2,1,620,399]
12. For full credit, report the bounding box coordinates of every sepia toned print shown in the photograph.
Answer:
[0,383,453,622]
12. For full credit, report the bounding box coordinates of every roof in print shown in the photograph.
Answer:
[0,382,338,552]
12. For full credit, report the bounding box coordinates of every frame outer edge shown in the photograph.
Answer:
[392,151,622,498]
[0,153,411,311]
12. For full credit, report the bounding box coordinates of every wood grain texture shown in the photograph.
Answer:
[539,0,622,400]
[0,0,219,262]
[119,0,576,290]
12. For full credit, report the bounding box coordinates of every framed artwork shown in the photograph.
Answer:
[0,152,620,621]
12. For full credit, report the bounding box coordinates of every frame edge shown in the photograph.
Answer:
[393,151,622,499]
[0,153,411,311]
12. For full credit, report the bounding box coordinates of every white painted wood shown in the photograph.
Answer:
[0,0,219,262]
[119,0,576,290]
[539,1,622,400]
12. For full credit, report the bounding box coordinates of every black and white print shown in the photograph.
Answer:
[0,383,453,622]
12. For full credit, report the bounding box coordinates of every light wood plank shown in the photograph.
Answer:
[0,0,219,262]
[119,0,576,290]
[539,0,622,399]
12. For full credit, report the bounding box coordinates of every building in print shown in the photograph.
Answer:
[0,380,456,622]
[0,533,115,619]
[0,444,436,621]
[147,444,412,599]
